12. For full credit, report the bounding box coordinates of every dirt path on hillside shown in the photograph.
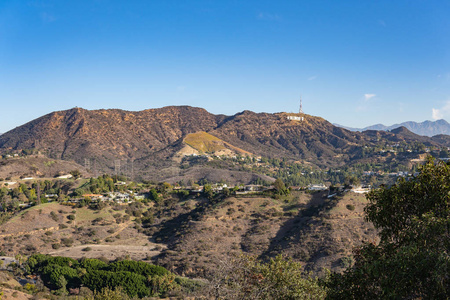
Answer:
[45,243,167,261]
[0,226,59,239]
[100,221,131,242]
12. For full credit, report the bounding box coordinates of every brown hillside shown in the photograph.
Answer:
[0,106,448,181]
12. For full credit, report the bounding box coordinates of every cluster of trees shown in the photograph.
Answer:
[72,174,135,197]
[0,180,73,212]
[325,158,450,298]
[26,255,196,298]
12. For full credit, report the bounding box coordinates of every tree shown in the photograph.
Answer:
[325,158,450,299]
[70,170,82,179]
[203,184,214,200]
[204,254,326,299]
[439,148,449,158]
[273,178,289,196]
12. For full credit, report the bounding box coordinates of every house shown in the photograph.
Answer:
[244,185,262,191]
[57,174,73,179]
[82,194,103,200]
[45,194,58,201]
[352,185,371,194]
[308,184,327,191]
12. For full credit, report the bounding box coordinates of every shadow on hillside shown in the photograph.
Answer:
[149,195,225,246]
[150,207,205,246]
[258,191,340,272]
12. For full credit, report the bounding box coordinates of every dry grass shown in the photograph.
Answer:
[75,207,116,224]
[184,131,252,155]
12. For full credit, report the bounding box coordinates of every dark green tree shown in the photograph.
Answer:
[203,184,214,200]
[325,158,450,299]
[273,178,289,196]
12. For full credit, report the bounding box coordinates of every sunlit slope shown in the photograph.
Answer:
[183,131,252,156]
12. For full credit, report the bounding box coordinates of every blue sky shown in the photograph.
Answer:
[1,0,450,133]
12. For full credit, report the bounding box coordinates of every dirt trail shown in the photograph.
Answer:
[46,243,167,261]
[100,221,131,242]
[0,226,59,239]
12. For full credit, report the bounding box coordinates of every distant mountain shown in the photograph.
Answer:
[335,119,450,137]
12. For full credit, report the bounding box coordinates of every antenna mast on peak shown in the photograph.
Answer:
[299,96,303,114]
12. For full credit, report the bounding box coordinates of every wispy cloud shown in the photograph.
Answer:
[177,86,186,91]
[378,20,387,27]
[257,12,281,21]
[356,94,377,112]
[364,94,376,101]
[432,100,450,120]
[308,75,318,81]
[40,12,56,23]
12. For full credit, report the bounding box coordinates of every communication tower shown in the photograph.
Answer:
[299,96,304,114]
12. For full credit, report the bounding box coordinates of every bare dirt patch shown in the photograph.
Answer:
[47,243,167,261]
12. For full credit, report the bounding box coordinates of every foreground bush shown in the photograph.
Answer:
[203,253,326,300]
[25,254,181,298]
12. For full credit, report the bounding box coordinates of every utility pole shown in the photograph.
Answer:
[84,158,91,172]
[115,160,121,177]
[93,159,97,178]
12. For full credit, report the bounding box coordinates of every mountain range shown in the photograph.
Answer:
[1,106,449,182]
[335,119,450,137]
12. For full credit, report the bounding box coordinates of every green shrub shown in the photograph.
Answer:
[50,211,59,222]
[79,258,108,271]
[61,238,74,247]
[345,204,355,211]
[82,270,149,298]
[106,260,169,277]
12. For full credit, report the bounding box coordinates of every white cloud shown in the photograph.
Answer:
[432,100,450,120]
[176,86,186,91]
[364,94,376,101]
[308,75,318,81]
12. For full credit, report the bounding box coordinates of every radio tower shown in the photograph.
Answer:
[299,96,304,114]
